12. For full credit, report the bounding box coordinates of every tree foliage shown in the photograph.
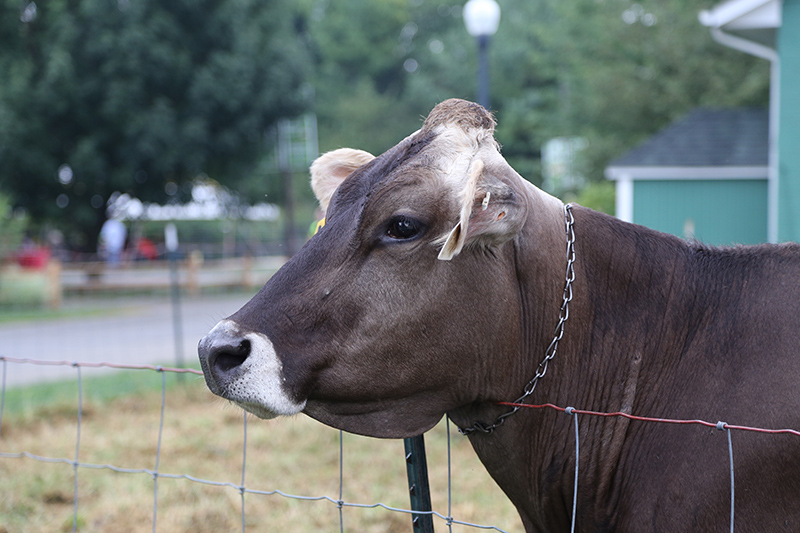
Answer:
[307,1,474,156]
[0,192,28,263]
[0,0,310,248]
[0,0,770,249]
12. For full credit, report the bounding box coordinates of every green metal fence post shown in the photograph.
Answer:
[404,435,435,532]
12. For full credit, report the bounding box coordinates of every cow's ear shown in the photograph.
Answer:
[310,148,375,212]
[438,159,525,260]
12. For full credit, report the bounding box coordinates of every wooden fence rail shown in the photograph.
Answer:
[1,255,286,308]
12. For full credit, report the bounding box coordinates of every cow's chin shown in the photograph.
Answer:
[225,394,307,420]
[233,401,283,420]
[302,400,443,439]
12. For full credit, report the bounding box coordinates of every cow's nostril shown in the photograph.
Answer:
[212,339,251,373]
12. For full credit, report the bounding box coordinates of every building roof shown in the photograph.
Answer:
[607,108,768,172]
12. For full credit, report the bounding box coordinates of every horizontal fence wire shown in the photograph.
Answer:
[0,356,511,533]
[0,356,205,376]
[496,401,800,436]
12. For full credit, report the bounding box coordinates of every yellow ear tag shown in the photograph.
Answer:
[314,217,326,235]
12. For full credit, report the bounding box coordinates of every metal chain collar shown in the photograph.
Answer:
[459,203,576,436]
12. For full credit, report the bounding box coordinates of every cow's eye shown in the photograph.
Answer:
[386,216,423,240]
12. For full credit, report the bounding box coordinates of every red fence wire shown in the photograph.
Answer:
[497,401,800,437]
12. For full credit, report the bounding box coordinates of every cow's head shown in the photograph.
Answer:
[198,99,563,438]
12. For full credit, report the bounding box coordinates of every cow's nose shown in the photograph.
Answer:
[198,325,252,391]
[208,338,251,373]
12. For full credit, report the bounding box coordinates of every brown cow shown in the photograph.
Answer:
[198,99,800,531]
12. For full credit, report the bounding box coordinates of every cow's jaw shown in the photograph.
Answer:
[198,319,306,419]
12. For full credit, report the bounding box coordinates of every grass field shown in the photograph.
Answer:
[0,370,521,532]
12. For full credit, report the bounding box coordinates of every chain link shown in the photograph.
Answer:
[459,203,576,435]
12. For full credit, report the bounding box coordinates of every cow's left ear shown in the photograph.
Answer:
[438,159,526,260]
[310,148,375,212]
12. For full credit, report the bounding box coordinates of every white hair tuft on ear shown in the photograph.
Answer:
[438,159,484,260]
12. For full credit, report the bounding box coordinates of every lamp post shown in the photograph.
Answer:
[463,0,501,109]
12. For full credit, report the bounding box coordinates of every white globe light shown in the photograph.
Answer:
[463,0,501,37]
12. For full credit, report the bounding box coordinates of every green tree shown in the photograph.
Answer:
[0,0,311,249]
[308,0,420,155]
[0,192,28,263]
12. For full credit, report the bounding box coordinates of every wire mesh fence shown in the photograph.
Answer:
[0,356,800,531]
[2,354,800,532]
[0,356,519,532]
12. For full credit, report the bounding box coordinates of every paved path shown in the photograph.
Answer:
[0,293,254,388]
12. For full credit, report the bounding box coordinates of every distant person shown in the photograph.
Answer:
[135,237,158,261]
[99,215,127,266]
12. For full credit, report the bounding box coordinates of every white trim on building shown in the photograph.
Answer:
[606,166,768,181]
[699,0,781,30]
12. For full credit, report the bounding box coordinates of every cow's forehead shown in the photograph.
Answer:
[328,100,500,218]
[326,130,436,217]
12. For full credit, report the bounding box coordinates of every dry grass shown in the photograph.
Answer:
[0,373,521,532]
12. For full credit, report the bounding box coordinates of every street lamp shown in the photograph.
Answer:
[463,0,501,109]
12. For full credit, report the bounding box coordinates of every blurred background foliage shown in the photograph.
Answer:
[0,0,769,253]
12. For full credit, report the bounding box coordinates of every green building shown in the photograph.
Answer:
[606,109,769,245]
[606,0,799,245]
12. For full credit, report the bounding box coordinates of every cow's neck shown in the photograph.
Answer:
[457,203,703,531]
[445,187,578,528]
[456,203,577,437]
